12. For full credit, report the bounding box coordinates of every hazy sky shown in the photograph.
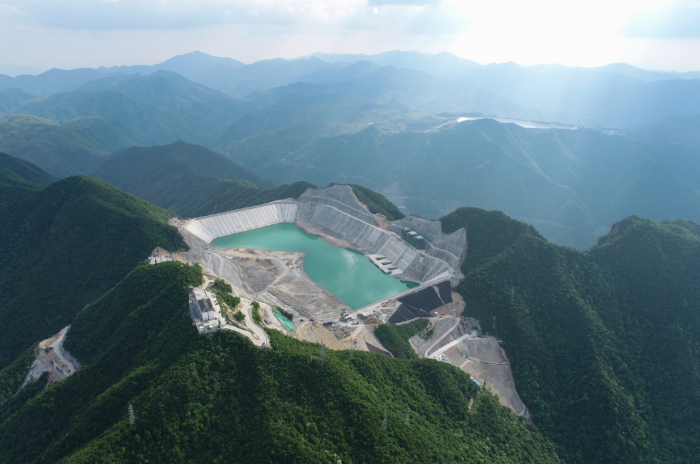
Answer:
[1,0,700,72]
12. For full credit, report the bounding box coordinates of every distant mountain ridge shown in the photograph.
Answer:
[218,116,700,249]
[3,51,700,131]
[96,50,245,77]
[0,152,56,187]
[0,114,122,178]
[92,141,316,218]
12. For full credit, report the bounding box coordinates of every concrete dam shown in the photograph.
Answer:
[181,201,299,244]
[182,185,466,285]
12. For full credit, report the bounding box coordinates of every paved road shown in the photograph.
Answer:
[51,326,78,375]
[222,321,267,347]
[424,317,461,357]
[243,304,269,346]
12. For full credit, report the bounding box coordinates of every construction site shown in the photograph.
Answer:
[21,326,81,388]
[165,185,528,416]
[16,184,527,416]
[16,184,529,416]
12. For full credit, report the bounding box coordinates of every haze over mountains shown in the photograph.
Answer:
[2,149,700,463]
[1,50,700,249]
[0,49,699,463]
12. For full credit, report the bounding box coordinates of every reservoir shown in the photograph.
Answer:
[457,116,577,130]
[211,223,417,310]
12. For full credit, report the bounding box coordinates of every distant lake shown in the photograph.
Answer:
[457,116,578,130]
[211,223,417,310]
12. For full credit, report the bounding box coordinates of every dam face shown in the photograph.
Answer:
[182,200,299,244]
[182,185,466,285]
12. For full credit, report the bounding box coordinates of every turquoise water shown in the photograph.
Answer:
[210,223,417,310]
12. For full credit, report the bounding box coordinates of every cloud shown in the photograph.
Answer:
[624,1,700,38]
[3,0,368,30]
[1,0,460,32]
[368,0,442,5]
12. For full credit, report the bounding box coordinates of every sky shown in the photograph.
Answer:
[1,0,700,73]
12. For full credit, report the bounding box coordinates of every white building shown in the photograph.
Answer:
[194,294,217,322]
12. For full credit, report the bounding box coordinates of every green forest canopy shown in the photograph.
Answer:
[442,206,700,463]
[0,262,562,464]
[0,174,186,371]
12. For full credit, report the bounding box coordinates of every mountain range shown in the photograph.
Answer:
[1,50,700,250]
[1,153,699,462]
[217,115,700,249]
[5,50,700,128]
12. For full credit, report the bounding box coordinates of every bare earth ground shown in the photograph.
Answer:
[22,326,80,388]
[409,314,529,418]
[177,226,347,321]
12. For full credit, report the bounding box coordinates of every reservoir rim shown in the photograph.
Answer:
[211,223,418,309]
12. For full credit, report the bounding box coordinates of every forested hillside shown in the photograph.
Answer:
[79,71,251,136]
[93,141,271,193]
[92,141,314,217]
[0,262,562,463]
[0,174,186,371]
[0,152,56,186]
[442,207,700,463]
[0,115,123,178]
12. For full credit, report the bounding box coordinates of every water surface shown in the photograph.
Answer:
[457,116,577,130]
[211,223,417,310]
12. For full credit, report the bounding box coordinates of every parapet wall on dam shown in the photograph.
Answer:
[182,185,466,284]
